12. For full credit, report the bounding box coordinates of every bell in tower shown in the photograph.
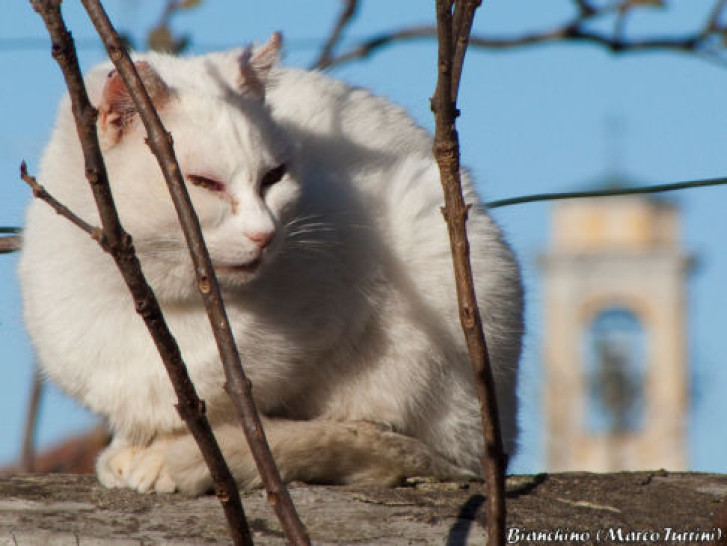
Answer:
[540,194,692,471]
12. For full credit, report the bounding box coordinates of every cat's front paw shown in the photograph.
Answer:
[97,441,177,494]
[97,443,140,489]
[126,442,177,494]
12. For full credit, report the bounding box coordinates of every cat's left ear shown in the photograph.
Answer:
[237,32,282,102]
[97,62,170,148]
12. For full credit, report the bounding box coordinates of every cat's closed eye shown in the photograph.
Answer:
[260,163,287,194]
[187,174,224,193]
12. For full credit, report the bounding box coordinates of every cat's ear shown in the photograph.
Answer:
[97,62,170,148]
[237,32,282,101]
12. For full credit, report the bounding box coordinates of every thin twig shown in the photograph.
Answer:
[573,0,597,17]
[147,0,194,54]
[324,25,708,69]
[310,0,359,69]
[705,0,727,34]
[78,1,310,543]
[28,2,253,545]
[20,366,43,473]
[450,0,479,98]
[431,1,506,545]
[614,4,628,45]
[20,161,101,240]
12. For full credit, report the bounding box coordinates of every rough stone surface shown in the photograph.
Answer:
[0,471,725,544]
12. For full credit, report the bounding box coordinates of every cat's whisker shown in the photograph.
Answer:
[288,239,339,248]
[284,214,327,228]
[285,217,374,239]
[286,228,337,239]
[286,217,335,229]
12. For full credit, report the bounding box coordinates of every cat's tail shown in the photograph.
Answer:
[165,419,476,494]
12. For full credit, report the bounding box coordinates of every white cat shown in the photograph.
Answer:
[19,34,523,494]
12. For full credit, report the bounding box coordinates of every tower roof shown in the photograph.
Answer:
[549,179,680,252]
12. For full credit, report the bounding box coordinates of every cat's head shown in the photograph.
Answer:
[88,34,300,298]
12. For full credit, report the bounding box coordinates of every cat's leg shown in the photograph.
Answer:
[165,419,476,495]
[96,435,176,493]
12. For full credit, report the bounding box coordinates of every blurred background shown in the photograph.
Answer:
[1,0,726,476]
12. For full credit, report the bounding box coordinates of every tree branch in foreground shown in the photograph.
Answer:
[431,1,507,545]
[77,0,310,544]
[322,0,727,70]
[27,3,254,545]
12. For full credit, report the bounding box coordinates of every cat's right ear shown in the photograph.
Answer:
[97,62,170,149]
[236,32,282,102]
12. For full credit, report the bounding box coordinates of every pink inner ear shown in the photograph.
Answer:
[98,61,170,141]
[252,32,282,71]
[101,71,132,116]
[238,32,283,101]
[100,62,169,121]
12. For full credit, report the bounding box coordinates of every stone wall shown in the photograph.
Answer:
[1,472,726,545]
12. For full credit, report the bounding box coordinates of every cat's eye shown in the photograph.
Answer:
[260,163,287,193]
[187,174,224,193]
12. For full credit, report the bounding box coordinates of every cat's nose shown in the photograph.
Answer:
[246,230,274,249]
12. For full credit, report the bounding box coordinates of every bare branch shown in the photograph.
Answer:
[28,2,253,544]
[0,235,22,254]
[310,0,359,69]
[77,1,310,543]
[20,367,43,473]
[322,1,727,70]
[431,1,506,544]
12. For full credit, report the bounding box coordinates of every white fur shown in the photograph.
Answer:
[19,37,523,494]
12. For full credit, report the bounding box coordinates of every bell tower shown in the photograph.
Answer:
[540,195,692,471]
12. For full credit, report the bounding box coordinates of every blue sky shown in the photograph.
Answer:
[1,0,726,474]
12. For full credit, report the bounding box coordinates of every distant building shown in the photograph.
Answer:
[540,193,692,471]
